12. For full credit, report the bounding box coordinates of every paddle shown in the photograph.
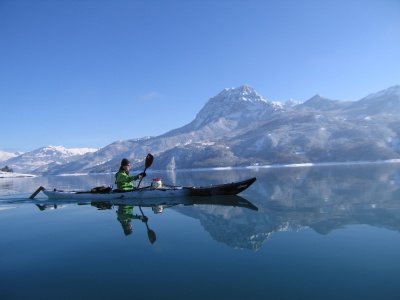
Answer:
[137,153,154,188]
[135,154,156,243]
[139,206,157,244]
[29,186,44,199]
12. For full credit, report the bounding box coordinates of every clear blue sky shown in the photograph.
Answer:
[1,0,399,152]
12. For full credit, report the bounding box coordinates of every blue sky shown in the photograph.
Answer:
[1,0,399,152]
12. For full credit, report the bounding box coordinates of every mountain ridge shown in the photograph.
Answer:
[2,84,400,174]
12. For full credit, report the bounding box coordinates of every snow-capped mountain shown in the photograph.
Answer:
[3,84,400,174]
[0,150,22,162]
[191,84,282,130]
[2,146,98,173]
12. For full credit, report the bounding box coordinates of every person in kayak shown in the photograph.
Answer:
[115,158,146,191]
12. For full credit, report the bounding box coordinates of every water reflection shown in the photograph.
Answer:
[165,164,400,250]
[33,195,258,244]
[246,164,400,247]
[2,163,400,251]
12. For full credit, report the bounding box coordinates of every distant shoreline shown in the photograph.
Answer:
[1,159,400,177]
[191,159,400,172]
[0,172,37,178]
[246,159,400,169]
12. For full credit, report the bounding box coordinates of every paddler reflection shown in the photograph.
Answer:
[116,205,145,236]
[114,204,157,244]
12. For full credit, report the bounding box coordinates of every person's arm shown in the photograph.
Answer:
[131,172,146,181]
[117,172,136,183]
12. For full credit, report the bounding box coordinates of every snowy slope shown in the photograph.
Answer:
[2,146,98,173]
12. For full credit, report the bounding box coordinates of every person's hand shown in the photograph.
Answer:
[139,172,146,178]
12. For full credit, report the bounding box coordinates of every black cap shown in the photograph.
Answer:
[121,158,130,166]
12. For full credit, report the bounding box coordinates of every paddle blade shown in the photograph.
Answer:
[145,153,154,169]
[148,229,157,244]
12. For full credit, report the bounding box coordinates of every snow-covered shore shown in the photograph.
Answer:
[246,159,400,169]
[177,159,400,172]
[0,172,36,178]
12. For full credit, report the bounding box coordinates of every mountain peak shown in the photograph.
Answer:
[301,94,347,111]
[349,85,400,114]
[361,85,400,102]
[190,85,281,131]
[236,84,257,94]
[217,84,268,103]
[30,145,97,156]
[309,94,325,100]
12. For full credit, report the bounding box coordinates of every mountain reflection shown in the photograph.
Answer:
[170,163,400,250]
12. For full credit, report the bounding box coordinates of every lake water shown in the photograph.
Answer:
[1,163,400,300]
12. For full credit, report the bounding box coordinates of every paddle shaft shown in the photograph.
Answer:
[29,186,44,199]
[139,206,156,244]
[136,166,147,188]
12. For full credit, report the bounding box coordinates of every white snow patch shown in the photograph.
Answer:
[0,171,36,178]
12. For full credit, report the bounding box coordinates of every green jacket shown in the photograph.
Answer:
[115,171,139,191]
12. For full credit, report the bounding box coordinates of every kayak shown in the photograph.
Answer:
[35,177,257,201]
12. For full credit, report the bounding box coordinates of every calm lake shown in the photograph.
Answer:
[1,163,400,300]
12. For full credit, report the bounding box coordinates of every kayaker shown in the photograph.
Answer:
[115,158,146,191]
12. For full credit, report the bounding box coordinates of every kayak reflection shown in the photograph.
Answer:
[34,195,258,245]
[35,194,258,212]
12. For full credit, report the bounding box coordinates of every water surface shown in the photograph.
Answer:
[1,164,400,299]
